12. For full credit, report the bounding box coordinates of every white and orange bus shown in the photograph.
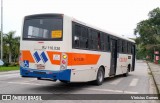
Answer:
[20,14,135,85]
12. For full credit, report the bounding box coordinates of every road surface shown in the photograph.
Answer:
[0,60,158,103]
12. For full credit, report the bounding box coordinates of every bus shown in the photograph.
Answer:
[20,14,135,85]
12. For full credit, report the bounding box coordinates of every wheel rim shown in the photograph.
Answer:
[98,70,103,82]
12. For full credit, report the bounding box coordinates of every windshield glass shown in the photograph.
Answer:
[23,18,63,41]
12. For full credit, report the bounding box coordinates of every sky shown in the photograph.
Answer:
[0,0,160,38]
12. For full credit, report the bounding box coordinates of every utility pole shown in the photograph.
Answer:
[1,0,3,60]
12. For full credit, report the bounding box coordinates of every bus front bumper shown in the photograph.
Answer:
[20,67,71,81]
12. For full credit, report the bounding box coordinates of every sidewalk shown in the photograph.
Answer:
[147,62,160,94]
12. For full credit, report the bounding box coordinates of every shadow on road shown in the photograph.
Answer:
[27,74,133,94]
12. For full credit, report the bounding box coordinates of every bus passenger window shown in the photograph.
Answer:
[86,39,88,48]
[100,33,105,51]
[122,41,125,53]
[81,26,89,49]
[74,36,79,47]
[73,24,81,48]
[98,33,100,50]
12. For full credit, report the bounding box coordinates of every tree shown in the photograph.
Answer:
[135,7,160,60]
[3,31,20,63]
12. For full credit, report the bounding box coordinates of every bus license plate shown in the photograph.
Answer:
[36,64,45,69]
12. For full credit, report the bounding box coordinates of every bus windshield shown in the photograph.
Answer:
[23,18,63,41]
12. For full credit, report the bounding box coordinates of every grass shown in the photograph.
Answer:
[0,66,19,72]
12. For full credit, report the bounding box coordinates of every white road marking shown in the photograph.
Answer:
[0,73,19,77]
[0,74,20,79]
[109,78,123,85]
[129,78,139,86]
[12,78,37,83]
[22,79,37,83]
[7,81,45,86]
[84,88,138,94]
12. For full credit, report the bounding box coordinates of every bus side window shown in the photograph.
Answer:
[123,41,127,53]
[126,42,128,53]
[100,33,105,51]
[128,42,131,54]
[88,29,98,50]
[73,24,81,48]
[80,26,88,49]
[107,35,110,51]
[88,29,93,49]
[122,40,125,53]
[92,30,98,50]
[104,34,110,51]
[98,33,100,50]
[118,39,122,53]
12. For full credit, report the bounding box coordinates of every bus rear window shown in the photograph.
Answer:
[23,18,63,41]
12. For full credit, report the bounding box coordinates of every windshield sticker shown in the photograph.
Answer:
[51,30,62,38]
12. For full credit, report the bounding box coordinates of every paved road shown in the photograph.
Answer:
[0,61,158,103]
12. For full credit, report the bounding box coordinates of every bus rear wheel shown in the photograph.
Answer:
[94,67,104,86]
[60,80,69,84]
[123,65,130,77]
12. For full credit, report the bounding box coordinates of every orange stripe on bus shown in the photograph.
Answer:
[47,52,100,66]
[22,50,35,63]
[67,53,100,66]
[21,50,100,65]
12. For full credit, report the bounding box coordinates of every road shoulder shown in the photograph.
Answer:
[147,62,160,94]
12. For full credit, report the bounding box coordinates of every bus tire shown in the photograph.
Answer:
[123,72,128,77]
[94,67,104,86]
[123,66,130,77]
[37,77,41,80]
[60,80,69,84]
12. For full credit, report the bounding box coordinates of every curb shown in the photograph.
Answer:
[146,62,160,95]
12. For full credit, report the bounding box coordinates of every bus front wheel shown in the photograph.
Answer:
[94,67,104,86]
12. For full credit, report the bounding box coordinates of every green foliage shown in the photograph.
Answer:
[1,31,20,63]
[3,62,10,67]
[135,7,160,60]
[0,66,19,72]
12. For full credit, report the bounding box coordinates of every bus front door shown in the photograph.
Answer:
[110,39,117,76]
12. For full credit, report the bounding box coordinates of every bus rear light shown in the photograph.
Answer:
[60,65,66,70]
[63,55,67,59]
[60,53,68,70]
[62,60,66,64]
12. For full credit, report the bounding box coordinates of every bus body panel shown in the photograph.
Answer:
[69,50,111,82]
[116,54,132,75]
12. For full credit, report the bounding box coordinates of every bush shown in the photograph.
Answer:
[3,62,10,67]
[9,62,19,67]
